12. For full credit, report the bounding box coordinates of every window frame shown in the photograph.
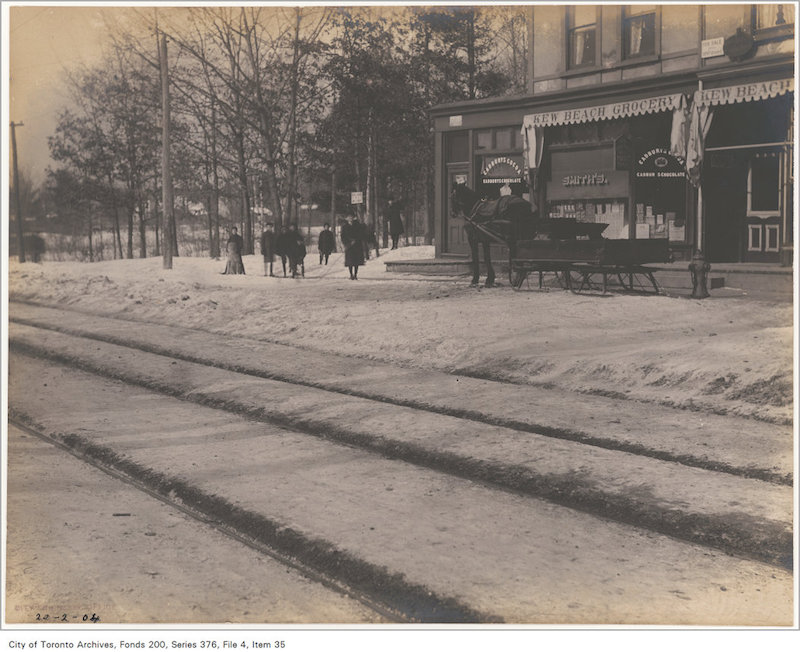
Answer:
[621,5,661,61]
[753,4,795,36]
[566,5,600,70]
[747,155,781,218]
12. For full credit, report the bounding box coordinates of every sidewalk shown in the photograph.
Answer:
[384,258,795,301]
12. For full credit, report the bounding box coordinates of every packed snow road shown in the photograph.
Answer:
[6,302,794,625]
[5,424,389,624]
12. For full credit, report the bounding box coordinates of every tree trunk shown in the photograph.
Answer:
[330,166,336,232]
[467,11,476,99]
[126,201,134,258]
[235,126,253,253]
[210,101,221,258]
[138,199,147,258]
[88,215,94,263]
[152,178,160,257]
[285,9,302,226]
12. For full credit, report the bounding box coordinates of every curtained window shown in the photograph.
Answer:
[623,5,656,59]
[756,4,795,28]
[568,5,597,68]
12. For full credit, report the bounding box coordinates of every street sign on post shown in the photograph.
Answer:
[351,191,363,205]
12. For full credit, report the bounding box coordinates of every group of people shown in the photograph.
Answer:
[222,201,405,281]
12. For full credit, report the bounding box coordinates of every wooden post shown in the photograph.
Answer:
[159,32,174,269]
[10,121,26,262]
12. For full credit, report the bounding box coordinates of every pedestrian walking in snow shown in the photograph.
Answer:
[318,223,336,265]
[222,227,245,275]
[342,214,365,280]
[289,222,306,278]
[260,223,277,277]
[276,225,293,277]
[387,198,404,249]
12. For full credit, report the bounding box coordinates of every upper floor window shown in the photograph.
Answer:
[623,5,657,59]
[756,4,795,29]
[568,5,597,68]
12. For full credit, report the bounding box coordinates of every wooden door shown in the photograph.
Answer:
[445,166,470,255]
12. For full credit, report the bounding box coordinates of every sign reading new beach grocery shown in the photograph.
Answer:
[695,78,794,106]
[524,93,682,127]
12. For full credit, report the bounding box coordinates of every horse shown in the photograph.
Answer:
[450,182,535,287]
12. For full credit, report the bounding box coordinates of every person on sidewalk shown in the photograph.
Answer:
[387,198,404,249]
[260,223,277,277]
[342,214,365,280]
[289,222,306,278]
[318,222,336,265]
[222,226,245,274]
[275,224,293,277]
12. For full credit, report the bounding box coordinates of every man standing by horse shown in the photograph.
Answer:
[450,182,536,288]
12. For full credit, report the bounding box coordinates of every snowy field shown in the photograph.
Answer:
[7,245,795,424]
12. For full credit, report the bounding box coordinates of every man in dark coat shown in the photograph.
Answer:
[260,222,277,276]
[222,226,245,274]
[275,225,293,277]
[318,223,336,265]
[289,222,306,278]
[387,198,404,249]
[342,214,365,280]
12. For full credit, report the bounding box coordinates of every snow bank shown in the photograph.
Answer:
[8,245,794,423]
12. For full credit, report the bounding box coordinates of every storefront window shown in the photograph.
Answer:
[495,128,513,151]
[623,5,657,59]
[476,130,493,150]
[568,5,597,68]
[446,132,469,162]
[749,155,780,215]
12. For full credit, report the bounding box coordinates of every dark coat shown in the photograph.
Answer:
[388,203,404,236]
[260,231,276,260]
[276,231,294,258]
[291,230,306,261]
[341,221,365,267]
[318,229,336,255]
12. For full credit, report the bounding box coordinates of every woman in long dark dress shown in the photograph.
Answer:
[341,214,365,280]
[223,227,245,274]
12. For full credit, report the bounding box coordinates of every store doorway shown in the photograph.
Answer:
[445,165,471,255]
[704,152,747,263]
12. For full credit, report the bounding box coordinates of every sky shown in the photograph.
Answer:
[4,1,418,185]
[7,4,115,183]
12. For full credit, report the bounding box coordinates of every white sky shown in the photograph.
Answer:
[8,4,114,182]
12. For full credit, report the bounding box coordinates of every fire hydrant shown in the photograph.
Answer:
[689,249,711,299]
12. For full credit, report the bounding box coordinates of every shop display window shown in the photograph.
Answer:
[547,199,629,240]
[634,203,684,241]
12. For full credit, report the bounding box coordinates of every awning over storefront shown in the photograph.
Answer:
[694,78,793,106]
[522,93,683,128]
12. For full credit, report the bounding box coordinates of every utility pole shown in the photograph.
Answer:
[10,121,26,262]
[159,31,174,270]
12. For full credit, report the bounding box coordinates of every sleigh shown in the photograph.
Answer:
[451,183,671,293]
[509,229,671,294]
